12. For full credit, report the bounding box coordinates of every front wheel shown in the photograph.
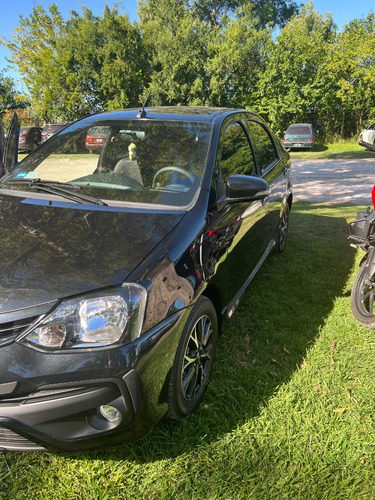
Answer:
[351,259,375,329]
[167,296,218,419]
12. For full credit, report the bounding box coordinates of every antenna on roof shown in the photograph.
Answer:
[137,91,151,119]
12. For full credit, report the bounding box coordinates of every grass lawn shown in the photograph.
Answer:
[1,201,375,499]
[289,142,375,160]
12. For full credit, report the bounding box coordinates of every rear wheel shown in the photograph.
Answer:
[168,296,218,419]
[351,260,375,329]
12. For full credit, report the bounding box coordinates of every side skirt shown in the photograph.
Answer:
[222,239,276,320]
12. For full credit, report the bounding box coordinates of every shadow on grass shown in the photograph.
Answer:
[312,144,328,152]
[76,202,356,463]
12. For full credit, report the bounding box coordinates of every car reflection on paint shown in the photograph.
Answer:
[0,106,292,452]
[85,126,110,152]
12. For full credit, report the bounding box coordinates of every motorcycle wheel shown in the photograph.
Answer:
[351,260,375,329]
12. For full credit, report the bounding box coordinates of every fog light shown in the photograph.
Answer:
[99,405,121,423]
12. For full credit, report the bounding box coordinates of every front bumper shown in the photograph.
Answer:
[359,140,375,152]
[0,375,136,451]
[0,311,185,452]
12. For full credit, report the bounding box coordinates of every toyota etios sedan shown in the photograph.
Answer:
[0,107,292,452]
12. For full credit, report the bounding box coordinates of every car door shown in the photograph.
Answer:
[0,116,5,176]
[206,116,271,316]
[367,123,375,147]
[245,119,286,244]
[2,113,20,176]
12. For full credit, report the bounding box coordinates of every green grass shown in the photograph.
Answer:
[1,202,375,499]
[289,142,375,160]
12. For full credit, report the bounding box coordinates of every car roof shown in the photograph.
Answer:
[287,123,312,127]
[82,106,249,124]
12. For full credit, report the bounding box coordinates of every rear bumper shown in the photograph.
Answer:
[283,142,314,149]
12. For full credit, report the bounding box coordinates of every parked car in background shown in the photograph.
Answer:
[18,126,42,153]
[0,106,292,452]
[85,125,110,152]
[41,123,67,143]
[283,123,315,150]
[359,122,375,152]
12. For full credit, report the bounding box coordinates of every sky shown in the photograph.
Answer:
[0,0,374,89]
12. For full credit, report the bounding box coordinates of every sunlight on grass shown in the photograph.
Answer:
[1,203,375,499]
[289,142,375,160]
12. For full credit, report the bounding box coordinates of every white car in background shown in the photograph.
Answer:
[359,122,375,151]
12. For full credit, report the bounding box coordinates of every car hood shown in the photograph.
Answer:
[0,192,184,315]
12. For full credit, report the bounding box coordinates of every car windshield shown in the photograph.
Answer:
[3,119,213,208]
[286,125,312,135]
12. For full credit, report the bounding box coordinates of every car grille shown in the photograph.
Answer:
[0,317,39,347]
[0,428,45,451]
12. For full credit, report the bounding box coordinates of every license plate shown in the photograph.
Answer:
[294,143,302,147]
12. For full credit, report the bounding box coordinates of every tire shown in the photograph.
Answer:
[351,260,375,329]
[275,202,290,253]
[167,296,218,419]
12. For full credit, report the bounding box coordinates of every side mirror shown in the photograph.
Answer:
[217,175,270,210]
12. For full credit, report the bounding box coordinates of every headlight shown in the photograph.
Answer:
[22,283,147,350]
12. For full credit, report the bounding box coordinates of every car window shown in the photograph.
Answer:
[87,126,110,137]
[247,121,278,174]
[4,119,213,208]
[286,125,312,135]
[219,122,256,186]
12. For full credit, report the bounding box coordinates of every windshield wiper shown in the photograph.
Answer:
[3,178,107,206]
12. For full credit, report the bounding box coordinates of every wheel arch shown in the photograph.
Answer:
[201,284,224,334]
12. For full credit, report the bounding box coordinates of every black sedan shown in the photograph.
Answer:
[0,107,292,451]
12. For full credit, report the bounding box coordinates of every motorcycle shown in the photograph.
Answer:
[348,198,375,328]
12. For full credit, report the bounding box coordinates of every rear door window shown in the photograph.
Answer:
[247,121,278,175]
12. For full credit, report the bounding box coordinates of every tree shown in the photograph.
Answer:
[139,0,271,107]
[3,4,65,121]
[139,0,210,105]
[0,70,29,111]
[206,4,271,107]
[4,4,148,121]
[255,2,336,135]
[60,6,148,114]
[188,0,300,29]
[319,13,375,137]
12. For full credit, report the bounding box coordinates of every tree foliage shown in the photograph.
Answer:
[319,13,375,137]
[0,71,29,112]
[2,1,374,138]
[3,4,147,121]
[254,2,336,134]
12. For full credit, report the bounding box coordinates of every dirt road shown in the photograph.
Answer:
[292,158,375,206]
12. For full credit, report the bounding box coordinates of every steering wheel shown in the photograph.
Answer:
[152,166,195,188]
